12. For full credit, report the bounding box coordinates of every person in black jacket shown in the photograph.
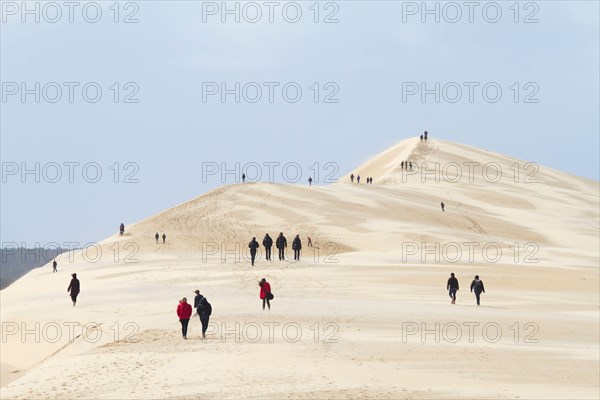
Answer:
[52,259,57,273]
[67,273,80,306]
[196,294,212,339]
[470,275,485,306]
[276,232,287,261]
[447,273,459,304]
[292,235,302,260]
[262,234,273,261]
[155,233,159,243]
[249,237,260,266]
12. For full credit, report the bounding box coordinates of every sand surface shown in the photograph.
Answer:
[1,139,598,399]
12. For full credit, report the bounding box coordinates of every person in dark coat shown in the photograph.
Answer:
[350,173,354,183]
[162,233,166,243]
[119,223,125,236]
[401,161,404,170]
[357,175,361,184]
[67,273,80,306]
[52,260,57,273]
[441,202,445,212]
[259,278,272,310]
[447,273,459,304]
[292,235,302,260]
[177,297,192,339]
[249,237,260,266]
[155,233,159,243]
[470,275,485,306]
[242,173,246,183]
[420,134,423,142]
[308,177,313,186]
[276,232,287,261]
[194,291,212,339]
[424,130,428,141]
[262,234,273,261]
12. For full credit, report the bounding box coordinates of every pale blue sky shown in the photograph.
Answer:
[1,0,599,246]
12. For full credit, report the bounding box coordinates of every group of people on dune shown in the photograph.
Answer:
[248,233,312,266]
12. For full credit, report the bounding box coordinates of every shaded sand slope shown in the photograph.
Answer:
[1,138,598,399]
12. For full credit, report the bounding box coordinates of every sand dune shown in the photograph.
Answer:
[1,138,598,399]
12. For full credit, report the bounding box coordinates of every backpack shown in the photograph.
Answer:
[203,299,212,316]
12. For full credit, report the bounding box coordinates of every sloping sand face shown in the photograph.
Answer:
[1,139,598,399]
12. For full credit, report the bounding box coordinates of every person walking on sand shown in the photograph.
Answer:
[308,177,313,186]
[52,259,57,273]
[119,223,125,236]
[262,233,273,261]
[67,273,80,306]
[441,202,445,212]
[259,278,272,310]
[307,236,313,247]
[249,237,260,266]
[424,131,428,141]
[194,290,212,339]
[162,233,166,244]
[276,232,287,261]
[420,134,423,142]
[177,297,193,339]
[447,273,459,304]
[357,175,361,184]
[350,173,354,183]
[242,173,246,183]
[155,233,159,243]
[470,275,485,306]
[292,234,302,260]
[401,161,404,170]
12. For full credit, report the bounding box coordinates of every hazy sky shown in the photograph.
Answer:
[1,0,599,246]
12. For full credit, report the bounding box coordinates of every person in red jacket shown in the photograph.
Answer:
[259,278,272,311]
[176,297,193,339]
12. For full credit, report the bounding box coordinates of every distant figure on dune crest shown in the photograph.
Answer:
[177,297,192,339]
[242,173,246,183]
[162,233,166,244]
[447,273,459,304]
[440,202,445,212]
[155,233,159,243]
[67,273,80,306]
[292,234,302,260]
[350,173,354,183]
[357,175,361,184]
[259,278,272,310]
[470,275,485,306]
[52,259,57,273]
[119,223,125,236]
[249,237,260,266]
[276,232,287,261]
[194,290,212,339]
[401,161,404,170]
[409,162,413,170]
[420,134,423,142]
[308,177,313,186]
[307,236,313,247]
[263,233,273,261]
[424,131,428,141]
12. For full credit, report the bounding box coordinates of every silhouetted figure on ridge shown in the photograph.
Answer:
[155,233,159,243]
[308,177,313,186]
[52,260,57,273]
[242,173,246,183]
[162,233,166,243]
[350,174,354,183]
[67,273,80,306]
